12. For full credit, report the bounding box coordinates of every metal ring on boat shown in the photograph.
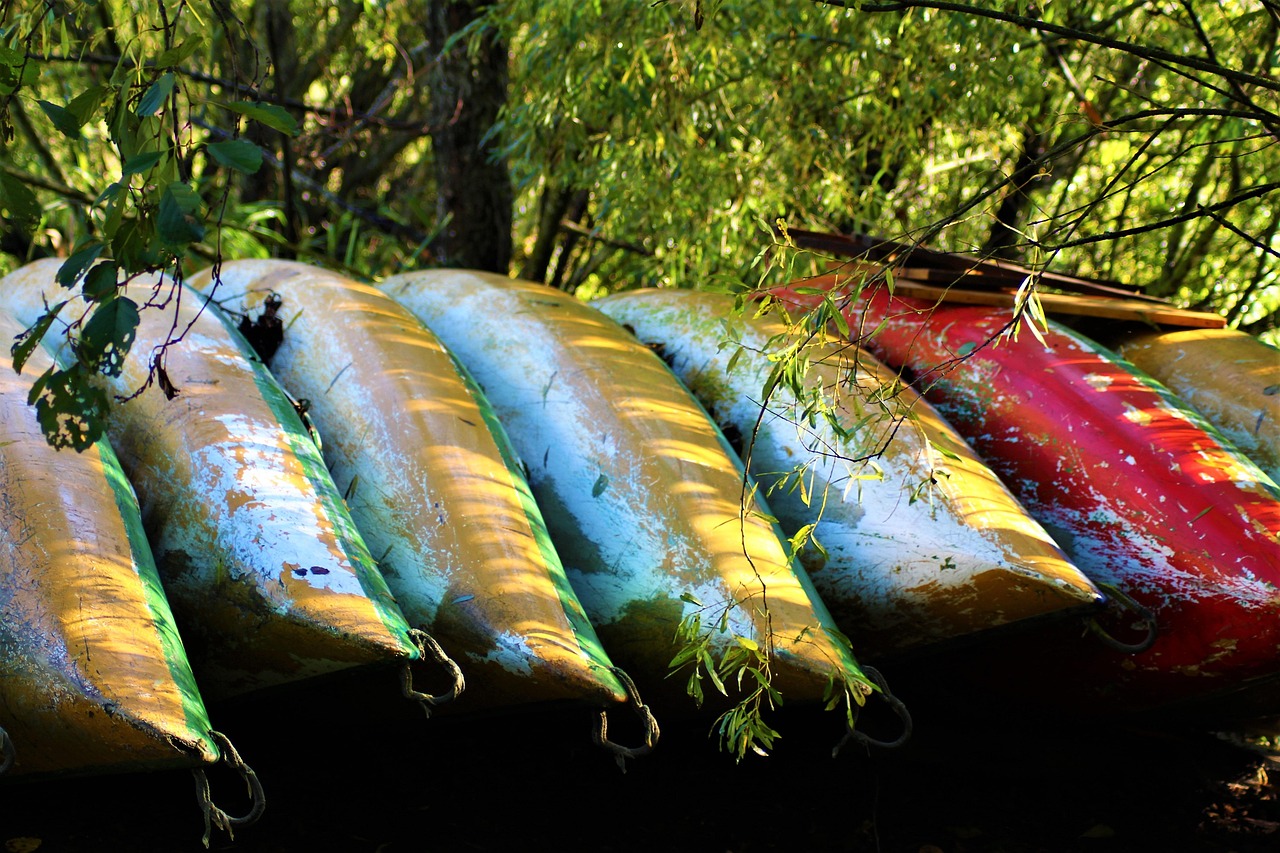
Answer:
[402,628,466,717]
[0,726,14,774]
[193,730,266,846]
[1085,584,1158,654]
[592,666,661,772]
[834,665,913,755]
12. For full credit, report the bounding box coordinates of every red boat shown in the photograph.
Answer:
[775,276,1280,715]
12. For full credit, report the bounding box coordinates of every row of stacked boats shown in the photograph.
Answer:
[1,257,1277,839]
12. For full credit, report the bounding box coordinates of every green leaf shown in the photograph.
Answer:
[591,472,609,497]
[0,173,41,229]
[66,85,111,125]
[219,100,299,136]
[137,72,175,117]
[11,301,67,374]
[156,37,204,69]
[32,365,110,451]
[79,296,139,377]
[0,45,24,66]
[58,244,105,288]
[37,99,82,137]
[81,262,120,302]
[157,182,204,246]
[207,139,263,174]
[122,151,164,176]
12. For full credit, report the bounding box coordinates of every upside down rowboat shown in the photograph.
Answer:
[0,307,219,778]
[1104,326,1280,485]
[0,260,422,700]
[0,308,263,840]
[189,261,647,732]
[381,270,879,738]
[595,289,1103,659]
[778,276,1280,712]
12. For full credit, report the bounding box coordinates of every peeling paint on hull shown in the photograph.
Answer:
[1107,328,1280,485]
[0,310,218,778]
[779,280,1280,711]
[595,289,1102,658]
[188,260,628,709]
[381,270,870,712]
[0,260,419,699]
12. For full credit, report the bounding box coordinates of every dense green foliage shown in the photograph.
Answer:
[4,2,1276,344]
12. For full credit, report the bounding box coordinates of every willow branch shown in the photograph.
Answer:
[34,52,435,130]
[817,1,1280,94]
[1043,181,1280,251]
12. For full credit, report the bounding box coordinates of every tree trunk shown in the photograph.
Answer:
[424,2,512,274]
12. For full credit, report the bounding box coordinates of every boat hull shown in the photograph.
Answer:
[1106,327,1279,484]
[0,310,218,778]
[0,261,419,699]
[381,270,873,716]
[595,289,1102,659]
[776,278,1280,712]
[189,260,628,709]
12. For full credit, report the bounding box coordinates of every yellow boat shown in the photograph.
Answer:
[0,307,218,778]
[0,308,262,840]
[187,260,643,722]
[0,260,422,700]
[596,289,1103,658]
[380,270,883,746]
[1107,327,1279,484]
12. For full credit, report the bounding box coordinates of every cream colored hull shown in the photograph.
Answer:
[381,270,872,712]
[189,260,627,709]
[0,261,419,699]
[596,289,1102,657]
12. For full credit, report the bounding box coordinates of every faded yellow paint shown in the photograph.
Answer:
[0,260,417,699]
[0,311,215,777]
[595,289,1103,657]
[1113,328,1280,483]
[382,270,864,707]
[188,261,627,708]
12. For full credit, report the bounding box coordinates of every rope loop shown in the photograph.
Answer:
[1086,583,1158,654]
[834,665,912,756]
[592,666,661,772]
[192,730,265,848]
[402,628,465,717]
[0,725,14,774]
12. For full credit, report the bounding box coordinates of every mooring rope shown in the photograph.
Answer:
[592,666,661,772]
[402,628,466,717]
[835,665,913,755]
[1085,583,1158,654]
[192,730,265,848]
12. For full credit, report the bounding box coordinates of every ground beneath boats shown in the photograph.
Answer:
[3,670,1280,853]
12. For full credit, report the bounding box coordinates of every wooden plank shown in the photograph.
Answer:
[793,227,1165,302]
[887,280,1227,329]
